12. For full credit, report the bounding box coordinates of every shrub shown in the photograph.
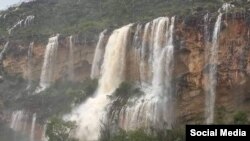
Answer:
[110,82,143,110]
[100,126,157,141]
[83,78,98,96]
[100,126,185,141]
[114,82,143,99]
[163,128,185,141]
[215,106,227,124]
[233,111,249,124]
[126,130,158,141]
[4,78,98,122]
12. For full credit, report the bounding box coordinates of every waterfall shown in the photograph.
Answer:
[10,110,25,131]
[204,13,211,63]
[118,17,175,131]
[10,110,29,139]
[37,35,59,92]
[91,29,108,79]
[0,42,9,60]
[205,13,222,124]
[8,15,35,34]
[41,124,48,141]
[9,111,44,141]
[68,25,131,141]
[67,16,175,138]
[30,113,36,141]
[8,19,24,34]
[0,42,9,75]
[204,13,210,43]
[27,42,34,90]
[220,3,235,13]
[68,36,75,81]
[140,23,151,83]
[24,15,35,26]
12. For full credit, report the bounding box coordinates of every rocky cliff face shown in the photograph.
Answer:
[1,14,250,125]
[175,14,250,124]
[1,37,95,82]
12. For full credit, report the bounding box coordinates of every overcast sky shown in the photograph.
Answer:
[0,0,23,10]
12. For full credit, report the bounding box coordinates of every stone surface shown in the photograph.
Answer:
[2,16,250,124]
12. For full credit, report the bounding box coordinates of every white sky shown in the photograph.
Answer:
[0,0,24,10]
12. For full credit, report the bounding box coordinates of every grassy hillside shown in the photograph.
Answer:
[0,0,249,43]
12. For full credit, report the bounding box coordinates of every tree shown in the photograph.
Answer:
[46,117,78,141]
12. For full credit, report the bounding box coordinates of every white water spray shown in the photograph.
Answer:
[119,17,175,131]
[68,25,132,141]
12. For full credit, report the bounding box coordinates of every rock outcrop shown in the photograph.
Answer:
[1,37,96,83]
[1,14,250,124]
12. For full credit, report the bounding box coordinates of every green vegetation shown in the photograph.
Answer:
[163,128,185,141]
[0,74,28,111]
[215,106,227,124]
[107,82,143,124]
[46,117,78,141]
[45,117,185,141]
[114,82,143,99]
[233,111,249,124]
[0,0,241,43]
[100,126,185,141]
[1,77,98,122]
[110,82,143,111]
[109,130,157,141]
[102,80,185,141]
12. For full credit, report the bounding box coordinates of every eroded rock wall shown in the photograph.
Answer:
[175,15,250,123]
[1,15,250,124]
[1,37,95,83]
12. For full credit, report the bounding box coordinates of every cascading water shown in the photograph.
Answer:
[0,42,9,60]
[140,23,151,83]
[9,111,43,141]
[8,19,24,34]
[24,15,35,26]
[118,17,175,130]
[205,13,222,124]
[27,42,34,90]
[91,29,108,79]
[204,13,210,44]
[8,15,35,34]
[68,36,75,81]
[220,3,235,13]
[37,35,59,92]
[132,24,143,83]
[0,42,9,75]
[41,124,48,141]
[10,110,25,131]
[30,113,36,141]
[204,13,210,68]
[68,25,131,141]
